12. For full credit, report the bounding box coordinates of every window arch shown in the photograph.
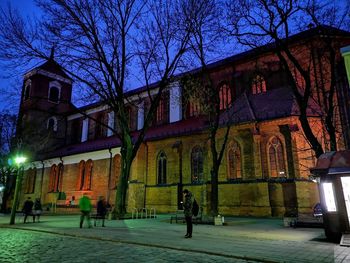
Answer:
[111,154,121,189]
[25,168,36,194]
[48,163,63,192]
[157,151,167,184]
[219,83,232,110]
[47,117,58,132]
[76,159,93,190]
[267,137,286,178]
[227,141,242,180]
[191,146,203,183]
[251,74,266,94]
[48,81,61,103]
[24,80,31,101]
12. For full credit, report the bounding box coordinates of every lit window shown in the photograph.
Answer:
[268,137,286,178]
[157,151,167,184]
[77,160,93,191]
[48,163,63,192]
[219,84,232,110]
[227,141,242,180]
[191,146,203,183]
[322,183,337,212]
[252,74,266,94]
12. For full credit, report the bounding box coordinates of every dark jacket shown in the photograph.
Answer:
[34,200,42,211]
[183,191,193,217]
[97,200,107,216]
[23,199,34,214]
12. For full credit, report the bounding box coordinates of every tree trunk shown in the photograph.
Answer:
[210,169,219,216]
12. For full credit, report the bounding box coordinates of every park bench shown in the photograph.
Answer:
[91,213,104,226]
[170,207,203,224]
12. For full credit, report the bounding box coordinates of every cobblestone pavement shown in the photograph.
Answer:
[0,229,258,263]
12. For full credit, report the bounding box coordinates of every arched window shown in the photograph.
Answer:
[77,161,85,190]
[76,159,93,190]
[48,163,63,192]
[268,137,286,178]
[191,146,203,183]
[25,168,36,194]
[219,84,232,110]
[157,151,167,184]
[111,154,121,189]
[251,74,266,94]
[24,80,31,101]
[48,164,57,192]
[47,117,58,132]
[48,81,61,103]
[56,163,64,192]
[227,141,242,180]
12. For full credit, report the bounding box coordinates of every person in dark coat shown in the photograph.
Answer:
[97,196,107,227]
[33,198,42,222]
[183,189,193,238]
[22,197,34,223]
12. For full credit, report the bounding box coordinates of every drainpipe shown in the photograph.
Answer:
[40,160,45,199]
[107,148,112,204]
[143,142,149,209]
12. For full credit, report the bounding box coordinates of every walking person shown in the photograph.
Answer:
[79,193,92,228]
[33,198,42,222]
[183,189,194,238]
[96,196,107,227]
[22,197,34,223]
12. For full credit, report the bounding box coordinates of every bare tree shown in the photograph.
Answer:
[181,0,232,216]
[226,0,350,158]
[0,0,195,217]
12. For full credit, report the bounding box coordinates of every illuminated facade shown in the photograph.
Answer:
[16,26,350,217]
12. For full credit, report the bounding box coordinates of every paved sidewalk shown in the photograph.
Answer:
[0,213,349,263]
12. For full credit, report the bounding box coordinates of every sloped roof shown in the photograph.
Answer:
[221,87,322,125]
[35,58,72,80]
[42,116,208,159]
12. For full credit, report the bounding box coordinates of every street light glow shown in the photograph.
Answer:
[14,156,27,165]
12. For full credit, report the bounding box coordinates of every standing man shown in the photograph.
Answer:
[22,197,34,223]
[96,196,107,227]
[79,193,92,228]
[183,189,193,238]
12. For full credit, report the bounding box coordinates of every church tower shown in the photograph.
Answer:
[17,56,74,157]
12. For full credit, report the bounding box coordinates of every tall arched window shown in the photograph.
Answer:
[56,163,64,192]
[48,163,63,192]
[251,74,266,94]
[48,164,57,192]
[268,137,286,178]
[157,151,167,184]
[76,159,93,190]
[219,84,232,110]
[191,146,203,183]
[48,81,61,103]
[111,154,121,189]
[227,141,242,180]
[47,117,58,132]
[24,80,31,101]
[25,168,36,194]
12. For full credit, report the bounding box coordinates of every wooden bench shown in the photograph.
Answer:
[170,207,203,224]
[91,213,105,226]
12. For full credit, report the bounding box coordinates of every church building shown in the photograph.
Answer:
[16,26,350,217]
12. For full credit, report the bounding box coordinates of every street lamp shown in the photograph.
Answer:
[9,155,27,225]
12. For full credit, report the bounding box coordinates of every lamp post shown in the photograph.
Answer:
[9,155,26,225]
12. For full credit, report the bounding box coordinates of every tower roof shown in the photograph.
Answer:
[35,58,72,80]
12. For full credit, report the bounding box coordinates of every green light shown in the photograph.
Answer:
[14,156,26,165]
